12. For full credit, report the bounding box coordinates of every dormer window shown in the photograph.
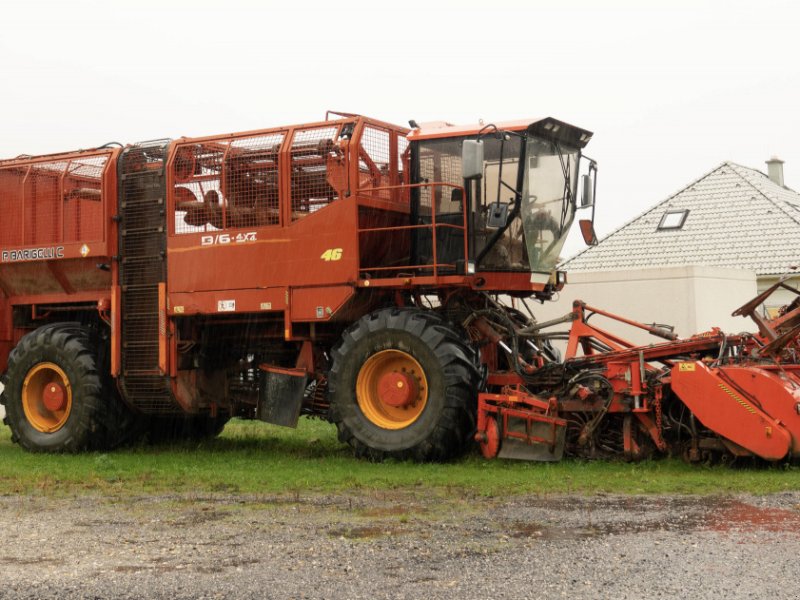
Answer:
[657,209,689,230]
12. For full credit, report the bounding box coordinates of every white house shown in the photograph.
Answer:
[565,159,800,311]
[532,159,800,345]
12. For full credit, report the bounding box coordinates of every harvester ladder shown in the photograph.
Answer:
[117,143,178,413]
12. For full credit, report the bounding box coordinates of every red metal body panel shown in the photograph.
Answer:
[111,284,120,376]
[167,199,359,293]
[719,366,800,456]
[290,286,354,322]
[0,148,120,357]
[670,362,792,460]
[169,288,287,316]
[0,259,111,298]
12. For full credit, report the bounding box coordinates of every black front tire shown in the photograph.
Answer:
[328,308,479,462]
[1,323,125,452]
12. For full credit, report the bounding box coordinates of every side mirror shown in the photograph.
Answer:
[580,174,594,208]
[461,140,484,179]
[579,219,598,246]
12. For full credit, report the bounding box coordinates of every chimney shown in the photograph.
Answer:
[766,156,785,187]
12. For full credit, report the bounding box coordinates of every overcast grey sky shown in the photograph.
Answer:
[2,0,797,257]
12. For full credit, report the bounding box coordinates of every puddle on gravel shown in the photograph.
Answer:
[510,497,800,541]
[705,499,800,534]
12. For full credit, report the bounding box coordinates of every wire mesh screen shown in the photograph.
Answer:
[417,139,463,218]
[289,125,340,221]
[24,161,64,245]
[173,133,286,234]
[173,143,225,234]
[359,126,391,199]
[63,155,106,243]
[0,166,24,246]
[411,139,467,272]
[398,135,409,185]
[228,133,284,228]
[0,154,108,249]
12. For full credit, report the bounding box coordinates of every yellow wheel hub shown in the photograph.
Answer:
[356,350,428,430]
[22,363,72,433]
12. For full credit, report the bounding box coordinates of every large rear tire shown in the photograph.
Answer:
[1,323,126,452]
[329,308,479,461]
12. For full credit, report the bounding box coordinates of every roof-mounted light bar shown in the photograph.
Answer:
[527,117,593,149]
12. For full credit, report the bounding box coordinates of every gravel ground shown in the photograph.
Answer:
[1,491,799,599]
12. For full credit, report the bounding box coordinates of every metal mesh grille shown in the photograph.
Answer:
[118,142,178,414]
[0,166,24,246]
[418,140,463,216]
[407,139,467,273]
[172,143,227,234]
[359,126,391,199]
[290,126,339,220]
[63,156,106,243]
[398,136,409,184]
[227,134,284,228]
[0,154,108,249]
[24,161,65,245]
[173,133,286,235]
[174,143,225,235]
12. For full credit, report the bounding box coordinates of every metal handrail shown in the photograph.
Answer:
[356,181,468,277]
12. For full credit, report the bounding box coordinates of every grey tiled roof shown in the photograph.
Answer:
[562,162,800,275]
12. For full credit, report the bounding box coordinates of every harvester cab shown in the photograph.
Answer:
[407,117,596,294]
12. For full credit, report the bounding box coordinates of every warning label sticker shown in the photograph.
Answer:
[217,300,235,312]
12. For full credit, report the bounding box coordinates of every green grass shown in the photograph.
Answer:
[2,418,800,497]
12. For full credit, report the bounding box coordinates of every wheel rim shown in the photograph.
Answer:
[22,363,72,433]
[356,350,428,430]
[479,417,501,459]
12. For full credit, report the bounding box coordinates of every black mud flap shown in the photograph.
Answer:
[257,366,308,428]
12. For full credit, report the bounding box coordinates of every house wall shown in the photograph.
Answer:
[757,275,800,317]
[529,266,758,349]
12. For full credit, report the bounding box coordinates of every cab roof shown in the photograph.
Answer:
[407,117,593,149]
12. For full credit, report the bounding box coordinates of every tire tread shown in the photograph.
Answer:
[329,308,479,462]
[1,323,132,452]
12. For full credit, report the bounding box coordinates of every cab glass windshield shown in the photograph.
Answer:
[521,138,579,272]
[413,134,579,274]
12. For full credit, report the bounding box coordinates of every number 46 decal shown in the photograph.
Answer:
[320,248,343,261]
